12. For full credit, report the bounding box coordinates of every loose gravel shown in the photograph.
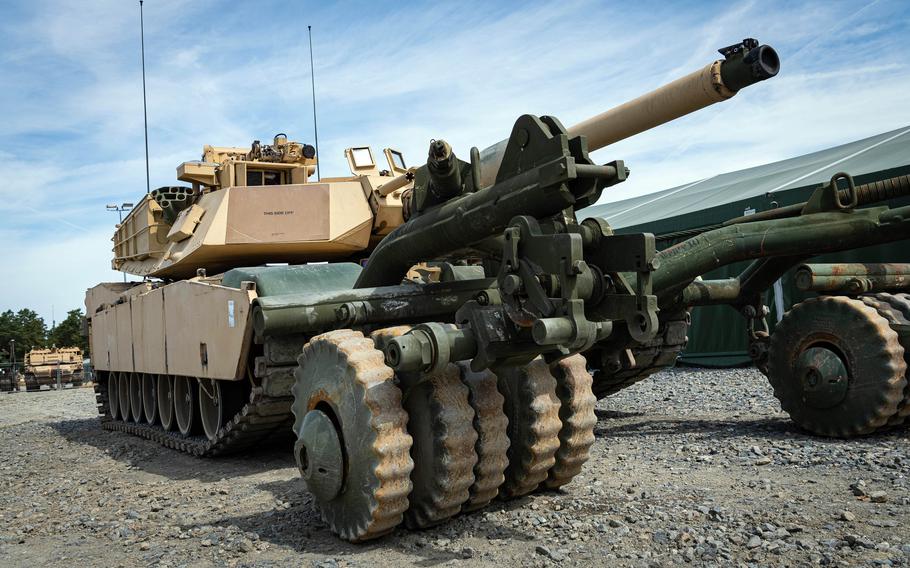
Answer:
[0,368,908,567]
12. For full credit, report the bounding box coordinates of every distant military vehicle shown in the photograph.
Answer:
[85,38,910,541]
[23,347,84,391]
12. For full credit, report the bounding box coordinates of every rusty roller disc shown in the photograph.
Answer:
[142,374,158,426]
[458,363,509,512]
[496,357,562,498]
[292,329,414,542]
[402,363,478,528]
[767,296,906,437]
[544,354,597,490]
[859,293,910,425]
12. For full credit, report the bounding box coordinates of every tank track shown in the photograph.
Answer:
[94,372,294,457]
[592,311,690,399]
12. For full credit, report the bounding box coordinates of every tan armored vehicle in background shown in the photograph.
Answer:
[23,347,85,391]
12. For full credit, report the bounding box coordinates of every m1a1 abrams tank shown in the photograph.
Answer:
[23,347,84,391]
[86,37,910,541]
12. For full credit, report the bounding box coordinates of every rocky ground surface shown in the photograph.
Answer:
[0,368,908,568]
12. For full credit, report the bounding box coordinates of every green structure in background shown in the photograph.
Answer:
[583,126,910,366]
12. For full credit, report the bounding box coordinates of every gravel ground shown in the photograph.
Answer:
[0,368,908,568]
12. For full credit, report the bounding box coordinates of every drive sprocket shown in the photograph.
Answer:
[496,357,562,498]
[402,363,478,528]
[767,296,906,437]
[458,363,509,511]
[544,354,597,489]
[292,329,414,542]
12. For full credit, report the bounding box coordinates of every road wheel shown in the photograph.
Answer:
[174,377,200,436]
[402,363,477,528]
[129,373,143,423]
[158,375,176,431]
[142,374,158,425]
[198,379,246,441]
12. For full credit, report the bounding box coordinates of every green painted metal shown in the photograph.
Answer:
[796,346,849,409]
[253,278,496,337]
[295,409,344,502]
[222,263,362,297]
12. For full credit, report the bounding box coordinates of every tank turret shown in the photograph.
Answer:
[111,135,412,279]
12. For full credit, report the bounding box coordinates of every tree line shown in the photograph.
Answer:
[0,308,88,363]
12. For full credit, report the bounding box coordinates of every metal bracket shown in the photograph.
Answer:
[584,232,660,342]
[802,172,858,214]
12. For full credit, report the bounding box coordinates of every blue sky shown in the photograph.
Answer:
[1,0,909,324]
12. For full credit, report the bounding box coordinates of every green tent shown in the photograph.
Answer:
[581,126,910,366]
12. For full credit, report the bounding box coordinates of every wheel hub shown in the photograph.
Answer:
[796,346,848,409]
[295,409,344,502]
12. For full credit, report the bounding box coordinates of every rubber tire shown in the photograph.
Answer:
[198,379,246,441]
[767,296,906,437]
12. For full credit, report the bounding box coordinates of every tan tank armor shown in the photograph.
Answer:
[112,134,413,279]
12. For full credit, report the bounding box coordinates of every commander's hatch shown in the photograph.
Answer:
[345,146,408,177]
[384,148,408,176]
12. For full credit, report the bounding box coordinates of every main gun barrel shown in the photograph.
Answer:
[479,39,779,188]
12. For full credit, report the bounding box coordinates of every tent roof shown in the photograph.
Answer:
[582,125,910,229]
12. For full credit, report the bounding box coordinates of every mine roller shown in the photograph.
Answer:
[87,38,910,541]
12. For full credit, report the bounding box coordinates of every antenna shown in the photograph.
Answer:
[140,0,151,194]
[307,25,321,181]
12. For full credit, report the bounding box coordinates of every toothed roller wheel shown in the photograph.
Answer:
[292,330,414,542]
[545,354,597,489]
[458,363,509,511]
[402,363,478,528]
[767,296,906,437]
[129,373,143,423]
[496,357,562,498]
[859,293,910,426]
